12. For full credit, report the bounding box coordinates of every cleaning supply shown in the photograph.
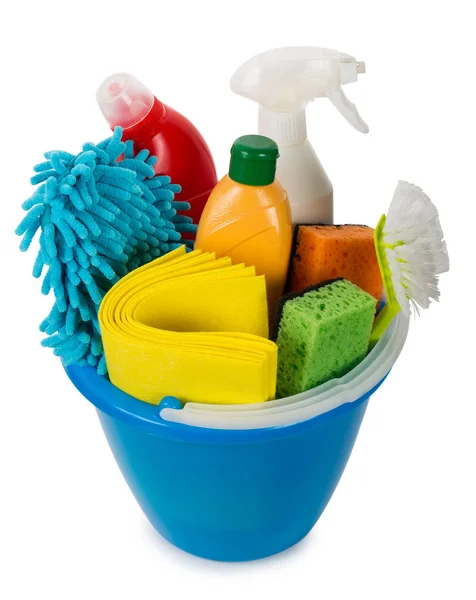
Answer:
[195,135,292,320]
[97,72,218,235]
[99,246,277,405]
[16,52,449,566]
[274,279,377,398]
[15,127,195,373]
[370,181,449,344]
[289,225,383,301]
[231,47,368,225]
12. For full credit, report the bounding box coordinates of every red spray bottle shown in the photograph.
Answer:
[97,73,217,237]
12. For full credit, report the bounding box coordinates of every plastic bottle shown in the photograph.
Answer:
[97,73,217,236]
[195,135,292,320]
[230,47,369,225]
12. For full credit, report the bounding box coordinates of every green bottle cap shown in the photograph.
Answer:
[228,135,279,186]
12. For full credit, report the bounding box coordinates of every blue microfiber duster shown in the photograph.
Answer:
[16,127,197,374]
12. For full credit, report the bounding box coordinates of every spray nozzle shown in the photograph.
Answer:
[230,47,369,142]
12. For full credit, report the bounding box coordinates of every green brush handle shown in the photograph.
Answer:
[369,302,401,346]
[370,213,401,346]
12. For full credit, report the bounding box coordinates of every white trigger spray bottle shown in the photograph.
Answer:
[230,47,368,224]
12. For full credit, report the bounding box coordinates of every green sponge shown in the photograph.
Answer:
[275,279,377,398]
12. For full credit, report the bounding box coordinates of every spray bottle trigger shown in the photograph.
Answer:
[326,87,369,134]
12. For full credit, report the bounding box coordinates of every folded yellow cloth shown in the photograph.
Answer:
[98,246,277,405]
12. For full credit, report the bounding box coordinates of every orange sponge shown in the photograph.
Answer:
[289,225,383,301]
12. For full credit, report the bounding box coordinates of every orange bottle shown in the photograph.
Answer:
[196,135,292,322]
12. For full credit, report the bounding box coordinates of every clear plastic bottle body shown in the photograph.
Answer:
[276,141,333,225]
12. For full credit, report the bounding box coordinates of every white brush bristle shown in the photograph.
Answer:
[383,181,449,316]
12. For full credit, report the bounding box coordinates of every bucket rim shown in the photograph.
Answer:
[160,311,409,429]
[65,312,409,439]
[65,363,381,443]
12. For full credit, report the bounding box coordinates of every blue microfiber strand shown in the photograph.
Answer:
[16,127,197,374]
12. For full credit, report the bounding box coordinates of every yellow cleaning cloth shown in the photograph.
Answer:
[98,246,277,405]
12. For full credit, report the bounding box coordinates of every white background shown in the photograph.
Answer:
[1,1,475,598]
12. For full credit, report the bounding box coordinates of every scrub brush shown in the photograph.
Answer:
[370,181,449,344]
[16,127,196,373]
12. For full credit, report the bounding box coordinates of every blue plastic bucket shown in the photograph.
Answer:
[65,313,408,562]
